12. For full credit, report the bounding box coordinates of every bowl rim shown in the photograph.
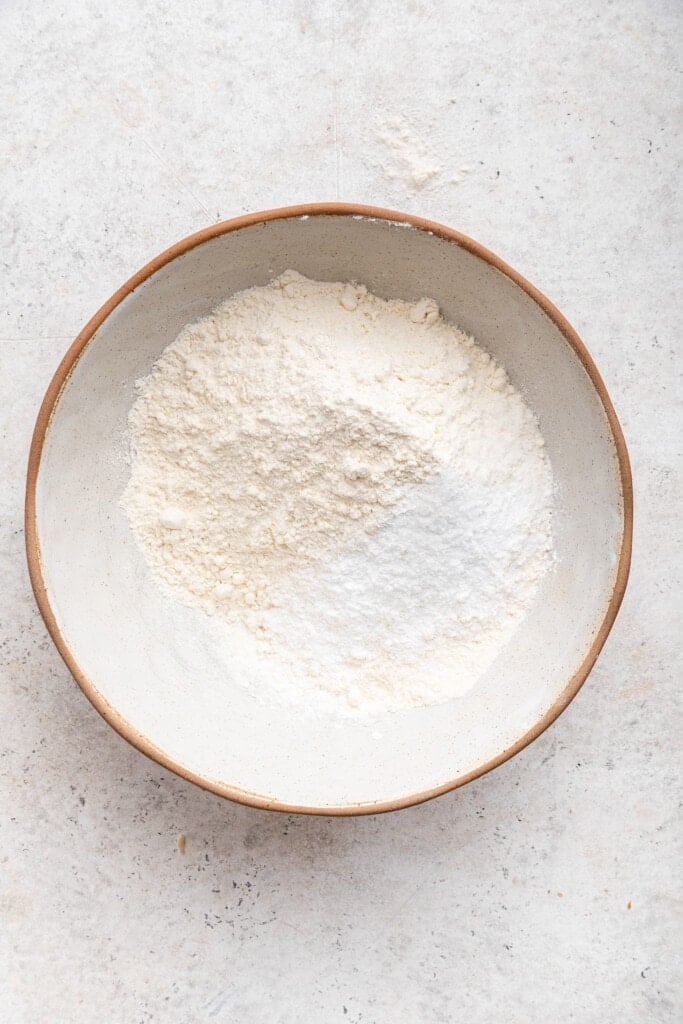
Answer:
[24,202,633,816]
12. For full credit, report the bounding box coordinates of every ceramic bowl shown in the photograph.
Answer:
[26,204,632,814]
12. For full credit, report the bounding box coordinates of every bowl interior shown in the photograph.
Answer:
[31,212,627,811]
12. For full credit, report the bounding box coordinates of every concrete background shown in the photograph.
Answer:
[1,1,680,1021]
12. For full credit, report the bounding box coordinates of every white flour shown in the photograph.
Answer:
[123,271,554,712]
[376,114,442,190]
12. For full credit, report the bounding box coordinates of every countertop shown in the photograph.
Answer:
[1,2,680,1021]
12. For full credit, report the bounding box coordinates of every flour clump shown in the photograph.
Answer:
[122,271,554,712]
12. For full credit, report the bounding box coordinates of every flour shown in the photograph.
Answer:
[122,271,554,713]
[376,114,442,190]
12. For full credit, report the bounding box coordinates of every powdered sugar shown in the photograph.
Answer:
[122,271,554,712]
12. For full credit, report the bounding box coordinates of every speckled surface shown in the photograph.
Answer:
[1,2,680,1021]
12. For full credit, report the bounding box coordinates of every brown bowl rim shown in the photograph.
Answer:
[24,202,633,816]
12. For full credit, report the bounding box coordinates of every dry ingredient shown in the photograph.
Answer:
[122,270,554,712]
[376,114,442,190]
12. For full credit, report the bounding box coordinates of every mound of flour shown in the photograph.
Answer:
[122,270,554,712]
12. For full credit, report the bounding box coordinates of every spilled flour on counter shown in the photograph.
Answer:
[122,271,554,713]
[376,114,442,190]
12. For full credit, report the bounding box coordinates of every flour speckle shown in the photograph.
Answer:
[375,114,442,190]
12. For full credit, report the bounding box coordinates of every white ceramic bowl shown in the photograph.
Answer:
[26,204,632,814]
